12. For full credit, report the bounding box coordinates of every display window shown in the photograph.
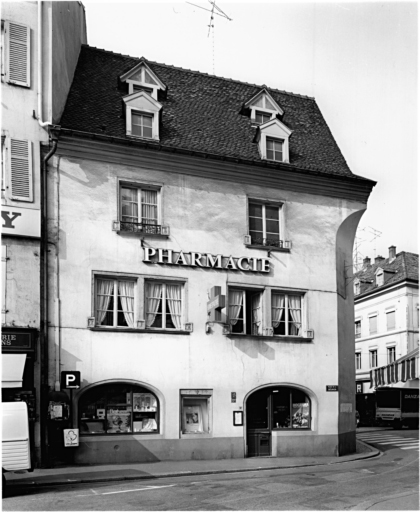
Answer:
[247,386,311,431]
[180,390,212,434]
[79,383,159,435]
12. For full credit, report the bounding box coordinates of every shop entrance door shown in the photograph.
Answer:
[246,388,271,457]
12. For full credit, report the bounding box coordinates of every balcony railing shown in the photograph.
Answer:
[113,221,170,236]
[250,237,285,248]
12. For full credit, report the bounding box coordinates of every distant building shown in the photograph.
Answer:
[354,246,419,395]
[1,0,86,466]
[43,44,376,465]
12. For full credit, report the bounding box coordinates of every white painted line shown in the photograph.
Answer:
[358,436,412,441]
[101,484,176,495]
[379,440,418,445]
[400,445,420,450]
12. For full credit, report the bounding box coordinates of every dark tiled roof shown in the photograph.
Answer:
[60,45,363,178]
[355,251,419,298]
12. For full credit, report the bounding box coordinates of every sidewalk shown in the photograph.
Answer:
[4,437,381,490]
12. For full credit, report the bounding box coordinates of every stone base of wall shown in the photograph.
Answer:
[74,433,355,464]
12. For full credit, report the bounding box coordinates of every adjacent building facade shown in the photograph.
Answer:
[1,1,86,466]
[354,247,419,394]
[42,45,376,465]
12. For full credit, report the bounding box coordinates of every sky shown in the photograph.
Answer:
[84,0,417,264]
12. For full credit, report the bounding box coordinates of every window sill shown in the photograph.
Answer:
[89,327,190,335]
[226,333,312,342]
[245,243,290,253]
[116,231,170,239]
[180,432,212,439]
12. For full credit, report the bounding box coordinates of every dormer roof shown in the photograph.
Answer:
[120,59,166,99]
[244,87,284,116]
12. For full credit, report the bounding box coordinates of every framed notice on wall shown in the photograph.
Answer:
[233,411,243,426]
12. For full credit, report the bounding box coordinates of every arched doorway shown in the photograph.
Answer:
[246,386,311,457]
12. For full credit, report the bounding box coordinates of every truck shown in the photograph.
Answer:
[375,387,419,429]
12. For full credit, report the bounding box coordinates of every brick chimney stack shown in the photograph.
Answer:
[375,255,385,265]
[389,245,396,261]
[363,257,371,268]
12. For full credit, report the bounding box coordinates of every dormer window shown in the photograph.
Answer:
[354,280,360,295]
[120,60,166,101]
[376,269,384,287]
[132,112,153,138]
[255,111,271,125]
[266,137,283,162]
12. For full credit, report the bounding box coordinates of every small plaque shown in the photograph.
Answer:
[233,411,243,426]
[326,385,339,392]
[231,392,236,403]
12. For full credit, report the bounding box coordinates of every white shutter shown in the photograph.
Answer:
[5,21,31,87]
[8,139,33,202]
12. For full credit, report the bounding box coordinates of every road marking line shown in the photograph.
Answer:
[101,484,176,495]
[379,441,419,445]
[400,446,420,450]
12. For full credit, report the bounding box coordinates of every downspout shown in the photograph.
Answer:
[38,0,50,128]
[40,131,58,466]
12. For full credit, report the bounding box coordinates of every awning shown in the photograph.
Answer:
[1,354,27,388]
[370,348,419,389]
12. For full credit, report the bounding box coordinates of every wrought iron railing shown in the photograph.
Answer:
[250,237,283,248]
[120,221,162,235]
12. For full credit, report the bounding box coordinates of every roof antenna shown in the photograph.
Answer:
[186,1,232,74]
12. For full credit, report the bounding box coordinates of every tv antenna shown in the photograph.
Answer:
[186,1,232,74]
[353,226,383,271]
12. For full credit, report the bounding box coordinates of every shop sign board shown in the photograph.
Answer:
[1,206,40,238]
[64,429,79,447]
[1,331,34,352]
[61,371,81,389]
[326,385,339,391]
[144,247,270,273]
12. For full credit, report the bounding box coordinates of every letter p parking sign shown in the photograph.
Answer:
[61,371,81,389]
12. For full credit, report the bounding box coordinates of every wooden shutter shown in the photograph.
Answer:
[5,21,31,87]
[8,139,33,202]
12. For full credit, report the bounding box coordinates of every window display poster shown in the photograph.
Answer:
[107,411,131,433]
[292,402,309,428]
[183,405,203,433]
[131,393,157,411]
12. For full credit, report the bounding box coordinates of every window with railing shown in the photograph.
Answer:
[369,349,378,368]
[248,201,283,247]
[387,346,396,364]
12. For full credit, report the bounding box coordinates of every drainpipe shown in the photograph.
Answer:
[37,0,50,129]
[40,129,59,466]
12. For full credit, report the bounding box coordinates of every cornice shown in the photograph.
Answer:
[50,133,375,203]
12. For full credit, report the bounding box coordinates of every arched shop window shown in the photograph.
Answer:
[247,386,311,430]
[79,383,159,435]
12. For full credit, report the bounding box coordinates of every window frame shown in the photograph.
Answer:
[125,106,160,140]
[271,291,304,338]
[120,183,161,226]
[131,111,153,139]
[386,310,396,331]
[255,110,272,125]
[369,349,378,368]
[387,346,396,364]
[94,276,137,329]
[355,352,362,370]
[4,21,31,88]
[79,383,160,437]
[265,136,284,162]
[368,314,378,335]
[180,389,213,436]
[248,200,283,246]
[227,287,263,336]
[355,319,361,339]
[145,280,185,331]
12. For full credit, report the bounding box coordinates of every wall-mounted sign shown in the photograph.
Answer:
[233,411,243,426]
[144,248,270,273]
[1,206,40,238]
[61,371,81,389]
[231,392,236,403]
[64,429,79,447]
[1,331,34,352]
[326,385,339,392]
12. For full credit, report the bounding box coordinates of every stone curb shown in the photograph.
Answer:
[5,447,381,490]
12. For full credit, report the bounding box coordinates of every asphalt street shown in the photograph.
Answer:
[3,430,419,511]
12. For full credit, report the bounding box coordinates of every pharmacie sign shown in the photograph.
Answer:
[144,248,270,273]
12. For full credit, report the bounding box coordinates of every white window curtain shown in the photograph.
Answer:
[229,290,243,326]
[288,295,302,335]
[252,293,262,335]
[141,189,158,225]
[97,279,114,325]
[146,283,162,327]
[118,281,135,328]
[272,294,285,328]
[166,284,182,330]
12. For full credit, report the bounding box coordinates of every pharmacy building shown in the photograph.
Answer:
[45,45,375,465]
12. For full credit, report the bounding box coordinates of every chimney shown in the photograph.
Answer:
[389,245,396,261]
[375,255,385,265]
[363,256,371,269]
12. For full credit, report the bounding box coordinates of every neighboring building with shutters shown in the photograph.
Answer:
[1,1,87,467]
[354,247,419,395]
[45,45,376,465]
